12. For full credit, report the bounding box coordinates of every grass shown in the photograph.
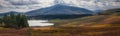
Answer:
[49,15,109,26]
[0,28,30,36]
[50,15,120,27]
[31,27,120,36]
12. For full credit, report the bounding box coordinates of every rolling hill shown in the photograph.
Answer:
[99,8,120,15]
[49,8,120,27]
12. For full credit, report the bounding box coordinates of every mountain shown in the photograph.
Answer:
[25,4,93,16]
[0,11,20,16]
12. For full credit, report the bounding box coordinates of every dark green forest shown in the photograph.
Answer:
[27,14,93,20]
[0,13,29,29]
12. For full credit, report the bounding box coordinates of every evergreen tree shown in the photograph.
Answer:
[0,18,3,27]
[10,13,18,28]
[3,14,10,27]
[22,15,29,27]
[16,14,29,29]
[16,14,21,28]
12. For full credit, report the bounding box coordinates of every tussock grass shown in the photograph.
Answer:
[32,27,120,36]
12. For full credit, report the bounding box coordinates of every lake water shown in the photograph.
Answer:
[28,20,54,26]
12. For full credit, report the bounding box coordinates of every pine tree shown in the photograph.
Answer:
[0,18,3,27]
[22,15,29,27]
[16,14,21,28]
[16,14,29,29]
[9,13,18,28]
[3,14,10,27]
[21,15,28,28]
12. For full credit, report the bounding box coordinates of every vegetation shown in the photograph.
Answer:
[0,28,29,36]
[32,27,120,36]
[49,8,120,27]
[0,13,29,29]
[28,14,92,20]
[31,8,120,36]
[50,15,120,27]
[98,8,120,15]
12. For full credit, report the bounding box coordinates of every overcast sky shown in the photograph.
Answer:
[0,0,120,13]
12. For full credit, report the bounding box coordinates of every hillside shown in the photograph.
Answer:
[99,8,120,15]
[50,15,120,27]
[49,8,120,27]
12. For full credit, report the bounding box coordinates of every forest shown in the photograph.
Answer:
[0,13,29,29]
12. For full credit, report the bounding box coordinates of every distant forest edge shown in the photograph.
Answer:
[27,14,93,20]
[0,13,29,29]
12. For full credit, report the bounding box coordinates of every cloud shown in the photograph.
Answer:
[5,0,39,5]
[0,0,54,13]
[0,0,120,13]
[56,0,120,10]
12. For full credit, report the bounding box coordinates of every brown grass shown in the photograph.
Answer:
[0,28,30,36]
[31,27,120,36]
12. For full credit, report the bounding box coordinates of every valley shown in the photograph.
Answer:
[30,8,120,36]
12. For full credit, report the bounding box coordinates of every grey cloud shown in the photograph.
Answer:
[5,0,39,5]
[0,0,120,13]
[0,0,43,12]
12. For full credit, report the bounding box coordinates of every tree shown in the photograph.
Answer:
[0,18,3,27]
[3,14,10,27]
[16,14,29,29]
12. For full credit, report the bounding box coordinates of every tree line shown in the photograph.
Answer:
[0,13,29,29]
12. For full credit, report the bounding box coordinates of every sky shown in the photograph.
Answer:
[0,0,55,13]
[0,0,120,13]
